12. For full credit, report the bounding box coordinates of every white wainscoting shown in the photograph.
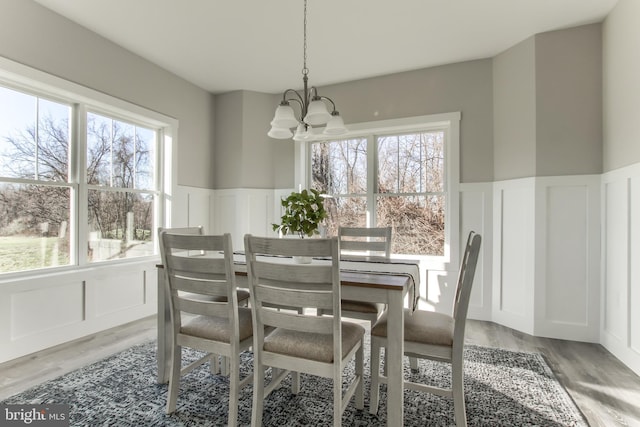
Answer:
[460,183,494,321]
[172,185,215,232]
[492,175,601,342]
[492,178,537,334]
[212,188,283,251]
[601,163,640,375]
[0,260,157,364]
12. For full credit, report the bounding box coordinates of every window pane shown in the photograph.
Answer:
[37,99,70,182]
[311,138,367,195]
[377,135,399,193]
[422,131,444,192]
[87,113,155,190]
[0,183,71,273]
[376,195,444,256]
[87,113,112,186]
[87,190,155,262]
[378,132,444,194]
[320,196,367,237]
[0,87,70,181]
[134,127,155,190]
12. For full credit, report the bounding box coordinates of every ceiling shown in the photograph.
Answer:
[33,0,618,95]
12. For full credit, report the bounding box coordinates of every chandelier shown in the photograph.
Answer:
[267,0,347,141]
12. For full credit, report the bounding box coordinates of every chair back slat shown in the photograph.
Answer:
[260,309,334,333]
[170,276,230,298]
[338,226,392,258]
[177,298,229,317]
[254,284,333,309]
[253,261,334,285]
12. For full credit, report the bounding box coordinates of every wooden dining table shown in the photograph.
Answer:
[156,255,419,426]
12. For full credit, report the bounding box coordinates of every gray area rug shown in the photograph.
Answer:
[2,340,587,426]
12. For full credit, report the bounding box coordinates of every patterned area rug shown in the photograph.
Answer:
[2,340,587,426]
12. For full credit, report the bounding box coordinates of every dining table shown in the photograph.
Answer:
[156,253,420,427]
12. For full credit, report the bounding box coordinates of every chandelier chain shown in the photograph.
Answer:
[302,0,308,76]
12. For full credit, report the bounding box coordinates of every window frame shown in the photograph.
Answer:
[0,56,177,278]
[300,112,460,267]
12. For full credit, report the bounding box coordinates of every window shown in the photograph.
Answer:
[307,113,459,259]
[0,59,174,275]
[86,112,157,262]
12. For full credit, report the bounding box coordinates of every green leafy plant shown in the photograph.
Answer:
[272,189,327,238]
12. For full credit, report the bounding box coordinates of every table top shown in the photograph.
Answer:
[157,254,418,292]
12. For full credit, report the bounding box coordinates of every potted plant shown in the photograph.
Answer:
[273,189,327,262]
[273,188,327,238]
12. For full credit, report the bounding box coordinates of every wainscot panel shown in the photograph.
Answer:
[601,163,640,376]
[0,261,157,364]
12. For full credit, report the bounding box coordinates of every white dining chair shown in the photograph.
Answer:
[159,231,253,427]
[369,231,482,427]
[158,226,249,375]
[244,234,364,427]
[317,226,392,324]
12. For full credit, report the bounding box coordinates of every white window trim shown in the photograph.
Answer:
[297,112,460,269]
[0,56,178,278]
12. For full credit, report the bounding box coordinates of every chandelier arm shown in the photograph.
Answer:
[283,97,305,123]
[281,89,305,105]
[317,95,337,113]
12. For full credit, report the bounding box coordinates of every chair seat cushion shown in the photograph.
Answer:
[341,299,385,314]
[371,309,454,346]
[181,306,253,342]
[264,322,365,363]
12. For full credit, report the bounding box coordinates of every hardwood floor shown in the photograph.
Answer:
[465,320,640,427]
[1,316,639,426]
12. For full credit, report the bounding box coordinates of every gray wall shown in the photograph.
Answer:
[214,91,293,189]
[0,0,216,189]
[493,24,603,181]
[536,24,602,176]
[603,0,640,171]
[493,37,537,181]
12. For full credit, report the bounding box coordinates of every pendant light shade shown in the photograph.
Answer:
[268,126,294,139]
[323,112,347,135]
[270,103,299,129]
[292,123,308,141]
[303,98,332,125]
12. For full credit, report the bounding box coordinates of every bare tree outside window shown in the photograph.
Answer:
[311,131,445,256]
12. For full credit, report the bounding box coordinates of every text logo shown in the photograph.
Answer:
[0,405,69,426]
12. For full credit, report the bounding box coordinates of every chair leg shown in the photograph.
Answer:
[452,356,467,427]
[210,353,220,374]
[369,338,381,415]
[228,353,240,427]
[355,341,364,410]
[166,345,182,414]
[221,356,230,376]
[333,368,342,427]
[291,371,300,394]
[251,359,265,427]
[410,356,418,371]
